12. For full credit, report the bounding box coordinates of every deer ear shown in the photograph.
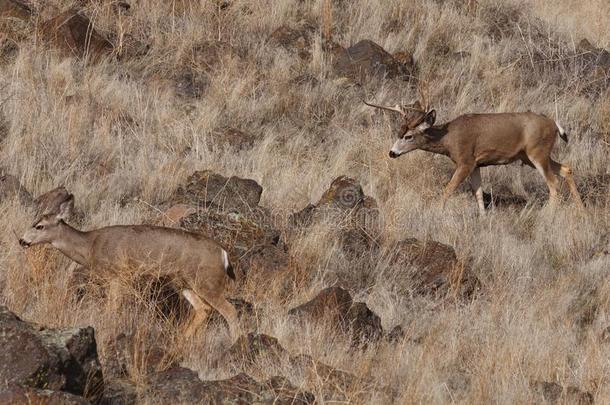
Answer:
[425,110,436,126]
[57,194,74,220]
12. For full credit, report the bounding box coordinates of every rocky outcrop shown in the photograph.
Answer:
[288,286,383,345]
[332,40,411,83]
[0,306,104,402]
[387,238,479,298]
[531,380,593,405]
[144,367,314,404]
[269,21,316,60]
[40,10,113,61]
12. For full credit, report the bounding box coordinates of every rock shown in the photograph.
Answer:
[170,170,262,214]
[333,40,409,82]
[288,287,383,345]
[388,238,478,298]
[103,332,177,379]
[578,39,610,74]
[216,127,257,151]
[0,306,104,402]
[218,333,288,370]
[173,69,208,98]
[33,186,73,216]
[40,10,113,61]
[386,325,405,343]
[269,21,316,60]
[101,379,137,405]
[0,385,90,404]
[531,380,593,405]
[392,50,416,75]
[145,367,314,404]
[0,0,30,20]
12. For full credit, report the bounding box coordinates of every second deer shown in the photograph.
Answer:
[364,98,584,213]
[19,194,239,340]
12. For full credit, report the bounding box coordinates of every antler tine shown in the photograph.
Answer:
[362,100,406,116]
[417,82,430,113]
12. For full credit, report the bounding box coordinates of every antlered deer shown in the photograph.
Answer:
[364,98,583,213]
[19,194,238,340]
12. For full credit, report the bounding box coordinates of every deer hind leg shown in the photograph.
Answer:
[531,158,559,204]
[550,160,584,208]
[469,167,485,214]
[182,289,212,339]
[202,293,239,342]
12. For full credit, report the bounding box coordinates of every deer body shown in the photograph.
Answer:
[365,99,583,212]
[19,196,238,340]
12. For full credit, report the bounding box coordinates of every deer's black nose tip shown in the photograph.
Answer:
[389,151,398,158]
[19,239,30,247]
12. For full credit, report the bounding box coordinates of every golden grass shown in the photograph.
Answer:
[0,0,608,403]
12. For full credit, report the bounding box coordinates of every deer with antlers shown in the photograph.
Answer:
[364,92,583,213]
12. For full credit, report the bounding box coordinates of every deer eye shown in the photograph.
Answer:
[35,224,44,230]
[403,135,413,140]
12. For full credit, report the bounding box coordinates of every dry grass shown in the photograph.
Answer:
[0,0,608,403]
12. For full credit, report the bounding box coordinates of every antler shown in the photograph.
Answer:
[362,100,406,116]
[417,81,431,113]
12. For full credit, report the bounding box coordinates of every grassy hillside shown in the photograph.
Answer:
[0,0,608,403]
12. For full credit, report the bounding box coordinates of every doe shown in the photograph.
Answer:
[19,194,238,340]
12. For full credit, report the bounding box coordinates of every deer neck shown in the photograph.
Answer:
[52,221,93,267]
[420,125,450,156]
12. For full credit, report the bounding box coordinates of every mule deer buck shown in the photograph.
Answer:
[19,194,238,340]
[364,97,583,213]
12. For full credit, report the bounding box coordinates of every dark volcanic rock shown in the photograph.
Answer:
[40,10,113,61]
[0,0,30,20]
[170,170,262,214]
[388,238,478,298]
[0,385,90,404]
[531,380,593,405]
[218,333,288,370]
[269,21,316,60]
[333,40,409,82]
[145,367,314,404]
[288,287,383,345]
[0,306,103,402]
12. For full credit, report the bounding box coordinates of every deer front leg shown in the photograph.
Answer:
[442,164,475,208]
[469,167,485,214]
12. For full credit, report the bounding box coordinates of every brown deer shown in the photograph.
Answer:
[364,98,583,213]
[19,194,238,340]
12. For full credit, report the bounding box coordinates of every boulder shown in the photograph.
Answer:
[216,127,257,151]
[0,172,31,204]
[531,380,593,405]
[0,0,30,20]
[269,21,316,60]
[333,40,409,82]
[102,332,178,379]
[288,287,383,345]
[170,170,262,214]
[388,238,478,298]
[0,385,89,404]
[144,367,314,404]
[578,39,610,74]
[40,10,113,61]
[0,306,104,402]
[218,333,288,370]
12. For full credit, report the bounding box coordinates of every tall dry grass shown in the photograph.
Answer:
[0,0,608,403]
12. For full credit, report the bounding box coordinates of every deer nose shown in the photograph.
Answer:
[389,150,398,158]
[19,239,30,247]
